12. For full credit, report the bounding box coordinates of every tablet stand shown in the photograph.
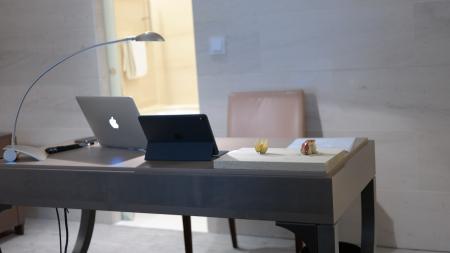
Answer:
[145,142,214,161]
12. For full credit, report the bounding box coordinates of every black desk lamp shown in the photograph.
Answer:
[3,32,165,162]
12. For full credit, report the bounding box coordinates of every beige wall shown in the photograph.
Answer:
[0,0,108,146]
[115,0,199,110]
[193,0,450,251]
[0,0,121,223]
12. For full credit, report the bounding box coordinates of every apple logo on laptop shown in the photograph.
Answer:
[109,116,119,129]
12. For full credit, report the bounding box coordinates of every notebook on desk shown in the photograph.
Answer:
[214,147,348,173]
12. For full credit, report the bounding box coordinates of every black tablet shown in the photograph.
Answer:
[138,114,226,161]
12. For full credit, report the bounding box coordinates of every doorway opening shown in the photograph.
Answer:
[105,0,199,115]
[104,0,204,232]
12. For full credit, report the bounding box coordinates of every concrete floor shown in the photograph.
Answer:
[0,219,438,253]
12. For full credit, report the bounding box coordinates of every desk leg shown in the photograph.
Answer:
[72,210,96,253]
[361,179,375,253]
[228,218,239,249]
[182,216,193,253]
[276,222,338,253]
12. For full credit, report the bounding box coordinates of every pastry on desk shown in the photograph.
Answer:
[300,139,317,155]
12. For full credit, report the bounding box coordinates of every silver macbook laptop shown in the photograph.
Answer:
[76,96,147,150]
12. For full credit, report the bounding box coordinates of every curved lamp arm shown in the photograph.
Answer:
[10,32,164,146]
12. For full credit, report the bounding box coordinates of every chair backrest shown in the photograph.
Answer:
[227,90,306,138]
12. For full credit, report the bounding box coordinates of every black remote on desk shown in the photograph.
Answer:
[45,143,87,154]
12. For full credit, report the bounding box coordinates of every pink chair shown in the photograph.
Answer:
[226,90,306,248]
[184,90,306,252]
[228,90,306,138]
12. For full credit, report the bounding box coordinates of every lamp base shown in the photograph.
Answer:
[3,145,47,162]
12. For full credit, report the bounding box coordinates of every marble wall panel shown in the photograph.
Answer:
[193,0,450,250]
[0,0,106,146]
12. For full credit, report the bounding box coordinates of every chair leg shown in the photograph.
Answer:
[295,238,304,253]
[182,216,193,253]
[276,222,318,253]
[14,224,25,235]
[228,218,239,248]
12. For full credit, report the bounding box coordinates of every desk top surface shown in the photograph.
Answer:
[0,137,368,177]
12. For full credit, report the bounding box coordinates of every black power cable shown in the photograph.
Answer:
[56,208,62,253]
[64,208,69,253]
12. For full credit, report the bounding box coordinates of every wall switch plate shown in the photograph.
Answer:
[209,36,226,55]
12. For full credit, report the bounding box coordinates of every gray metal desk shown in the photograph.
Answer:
[0,138,375,253]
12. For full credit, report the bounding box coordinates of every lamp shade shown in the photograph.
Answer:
[134,32,165,42]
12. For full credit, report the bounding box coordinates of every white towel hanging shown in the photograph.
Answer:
[122,41,148,80]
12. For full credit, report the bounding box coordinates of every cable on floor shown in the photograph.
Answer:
[56,208,62,253]
[64,208,69,253]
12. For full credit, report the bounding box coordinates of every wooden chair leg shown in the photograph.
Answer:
[182,216,193,253]
[14,224,25,235]
[276,222,318,253]
[295,238,303,253]
[228,218,239,248]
